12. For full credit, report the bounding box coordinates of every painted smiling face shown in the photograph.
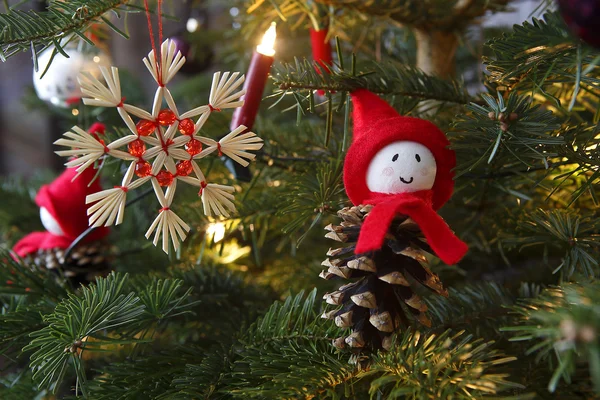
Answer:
[366,141,437,194]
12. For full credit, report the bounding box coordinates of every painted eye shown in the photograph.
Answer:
[392,154,399,162]
[415,154,421,162]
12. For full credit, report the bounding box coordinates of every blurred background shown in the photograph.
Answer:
[0,0,541,177]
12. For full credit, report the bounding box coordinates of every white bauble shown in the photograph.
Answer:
[33,45,111,107]
[40,207,64,236]
[366,141,437,194]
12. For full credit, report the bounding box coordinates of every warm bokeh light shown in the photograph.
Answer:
[186,18,199,33]
[206,222,226,243]
[256,22,276,57]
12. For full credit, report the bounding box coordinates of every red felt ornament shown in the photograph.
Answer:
[13,163,110,258]
[12,125,112,285]
[344,90,467,265]
[320,92,467,350]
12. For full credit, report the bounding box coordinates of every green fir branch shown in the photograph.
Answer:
[0,0,132,62]
[246,0,327,30]
[86,353,191,400]
[426,282,522,336]
[165,265,275,338]
[279,157,346,244]
[23,272,191,396]
[229,290,354,398]
[272,57,472,105]
[501,209,600,280]
[0,251,70,300]
[451,92,563,177]
[0,300,50,360]
[0,372,45,400]
[0,176,42,245]
[503,281,600,394]
[171,345,235,399]
[315,0,509,29]
[366,329,526,399]
[169,290,353,399]
[486,12,600,94]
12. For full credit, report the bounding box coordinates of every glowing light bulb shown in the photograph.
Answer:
[257,23,276,57]
[186,18,199,33]
[206,222,226,243]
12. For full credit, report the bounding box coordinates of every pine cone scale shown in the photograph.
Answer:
[25,242,113,285]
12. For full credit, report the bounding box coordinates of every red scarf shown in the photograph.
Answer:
[356,190,468,265]
[13,232,75,257]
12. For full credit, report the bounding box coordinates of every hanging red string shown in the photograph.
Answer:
[143,0,164,86]
[157,0,163,57]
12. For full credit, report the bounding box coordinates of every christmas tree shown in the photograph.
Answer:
[1,0,600,398]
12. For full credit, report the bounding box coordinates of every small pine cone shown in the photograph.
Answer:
[24,241,114,286]
[320,205,448,350]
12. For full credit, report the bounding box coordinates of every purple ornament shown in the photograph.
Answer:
[170,35,191,59]
[168,35,213,75]
[558,0,600,48]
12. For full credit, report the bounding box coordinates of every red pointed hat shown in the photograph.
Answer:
[35,166,109,241]
[343,89,456,210]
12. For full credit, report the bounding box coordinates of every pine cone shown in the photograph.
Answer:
[320,205,448,350]
[24,241,114,286]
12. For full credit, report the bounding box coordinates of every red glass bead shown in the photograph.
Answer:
[156,170,174,186]
[128,139,146,157]
[176,160,193,176]
[136,120,156,136]
[135,160,152,177]
[178,118,195,135]
[185,139,202,156]
[157,109,177,126]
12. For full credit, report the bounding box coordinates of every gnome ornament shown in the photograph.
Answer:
[13,127,112,285]
[320,90,468,350]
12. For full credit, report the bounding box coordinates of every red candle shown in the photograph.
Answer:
[230,23,276,131]
[310,27,333,73]
[310,27,332,96]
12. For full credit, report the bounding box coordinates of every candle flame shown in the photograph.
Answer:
[257,22,276,57]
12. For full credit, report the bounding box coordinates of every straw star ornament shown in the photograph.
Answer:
[54,39,264,254]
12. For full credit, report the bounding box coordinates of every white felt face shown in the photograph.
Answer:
[40,207,64,236]
[366,141,437,194]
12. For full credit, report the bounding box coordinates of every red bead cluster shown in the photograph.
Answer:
[130,109,200,185]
